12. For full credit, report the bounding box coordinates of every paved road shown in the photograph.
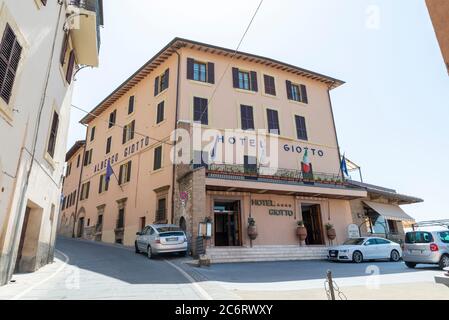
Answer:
[0,237,206,300]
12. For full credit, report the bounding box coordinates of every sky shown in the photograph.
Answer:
[68,0,449,222]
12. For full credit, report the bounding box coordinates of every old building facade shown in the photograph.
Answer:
[0,0,103,285]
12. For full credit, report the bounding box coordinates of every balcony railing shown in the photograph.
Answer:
[204,164,344,186]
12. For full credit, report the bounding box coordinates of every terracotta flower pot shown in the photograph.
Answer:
[248,225,258,240]
[296,226,307,241]
[327,228,336,240]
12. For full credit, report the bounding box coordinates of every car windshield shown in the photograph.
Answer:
[343,238,365,245]
[438,231,449,244]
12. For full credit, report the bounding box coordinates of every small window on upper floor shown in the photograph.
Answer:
[122,120,135,144]
[187,58,215,84]
[108,110,117,128]
[47,111,59,158]
[263,75,276,96]
[232,68,258,92]
[128,95,135,114]
[286,80,308,104]
[90,126,96,141]
[154,69,169,96]
[156,101,164,124]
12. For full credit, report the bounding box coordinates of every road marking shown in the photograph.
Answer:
[164,259,212,300]
[11,249,69,300]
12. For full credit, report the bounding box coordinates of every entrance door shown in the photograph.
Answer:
[301,204,324,245]
[77,217,85,238]
[15,207,31,272]
[214,201,241,246]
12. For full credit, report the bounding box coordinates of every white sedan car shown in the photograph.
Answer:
[328,237,402,263]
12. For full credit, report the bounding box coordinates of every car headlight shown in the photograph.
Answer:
[339,249,349,253]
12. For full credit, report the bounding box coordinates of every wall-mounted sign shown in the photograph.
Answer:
[252,199,294,217]
[348,224,361,238]
[269,209,294,217]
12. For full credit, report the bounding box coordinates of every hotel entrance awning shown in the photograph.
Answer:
[363,201,415,222]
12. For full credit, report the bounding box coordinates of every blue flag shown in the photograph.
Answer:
[105,159,113,183]
[341,155,349,177]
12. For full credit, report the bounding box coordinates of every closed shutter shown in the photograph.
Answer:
[122,125,127,144]
[130,120,135,139]
[300,84,308,104]
[163,68,169,90]
[250,71,258,92]
[154,76,159,96]
[157,101,164,124]
[207,62,215,84]
[128,96,135,114]
[118,165,123,184]
[187,58,194,80]
[127,161,132,183]
[47,112,59,157]
[0,24,22,103]
[286,80,292,100]
[264,75,276,95]
[66,50,75,84]
[99,175,103,193]
[295,115,308,140]
[232,67,239,88]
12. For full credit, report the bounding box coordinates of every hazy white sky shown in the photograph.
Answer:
[68,0,449,222]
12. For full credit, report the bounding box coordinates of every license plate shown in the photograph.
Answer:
[330,252,337,257]
[411,249,422,254]
[166,237,178,242]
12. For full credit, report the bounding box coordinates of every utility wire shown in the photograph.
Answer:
[71,104,174,146]
[196,0,264,122]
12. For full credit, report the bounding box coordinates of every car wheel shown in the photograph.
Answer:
[390,250,400,262]
[405,262,416,268]
[352,251,363,263]
[439,254,449,270]
[135,241,140,254]
[147,246,154,259]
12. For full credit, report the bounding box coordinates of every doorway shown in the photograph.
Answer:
[301,204,324,245]
[213,201,242,247]
[77,217,84,238]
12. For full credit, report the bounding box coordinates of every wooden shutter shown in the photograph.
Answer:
[128,96,135,114]
[60,33,68,66]
[187,58,194,80]
[250,71,258,92]
[286,80,292,100]
[122,125,127,144]
[118,165,123,184]
[154,76,159,96]
[232,68,239,88]
[264,75,276,95]
[164,69,169,90]
[0,24,22,103]
[130,120,135,139]
[99,175,103,193]
[66,50,75,84]
[300,84,308,104]
[127,161,132,183]
[207,62,215,84]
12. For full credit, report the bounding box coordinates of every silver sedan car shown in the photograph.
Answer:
[135,224,188,259]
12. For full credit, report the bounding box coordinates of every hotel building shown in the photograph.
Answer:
[0,0,103,285]
[59,38,421,259]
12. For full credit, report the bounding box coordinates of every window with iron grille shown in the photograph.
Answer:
[156,198,166,221]
[0,24,22,104]
[47,111,59,158]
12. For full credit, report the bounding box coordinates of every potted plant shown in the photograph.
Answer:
[296,220,307,243]
[247,217,258,240]
[325,223,336,240]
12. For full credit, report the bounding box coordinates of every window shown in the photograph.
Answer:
[60,32,68,66]
[376,238,391,245]
[47,111,59,158]
[66,162,72,177]
[405,232,434,244]
[240,105,254,130]
[193,97,208,125]
[156,101,164,124]
[139,217,146,232]
[365,239,378,246]
[80,181,90,201]
[122,120,135,144]
[66,50,75,84]
[187,58,214,84]
[117,208,125,229]
[264,75,276,96]
[72,190,76,206]
[232,68,257,92]
[98,174,109,193]
[41,0,47,5]
[438,231,449,244]
[106,136,112,154]
[128,95,135,114]
[295,115,308,141]
[154,69,169,96]
[387,220,398,234]
[108,110,117,128]
[244,155,257,176]
[118,161,132,185]
[0,24,23,103]
[156,198,167,222]
[83,149,92,166]
[90,126,95,141]
[153,146,162,170]
[266,109,280,135]
[76,154,81,167]
[286,80,308,104]
[97,214,103,228]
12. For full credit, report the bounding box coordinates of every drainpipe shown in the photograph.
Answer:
[4,2,64,281]
[72,124,88,238]
[326,82,344,181]
[170,49,181,225]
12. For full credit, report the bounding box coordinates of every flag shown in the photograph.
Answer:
[302,149,311,173]
[208,135,219,163]
[341,155,349,177]
[105,159,113,183]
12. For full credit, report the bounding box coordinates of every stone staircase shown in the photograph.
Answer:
[205,245,329,264]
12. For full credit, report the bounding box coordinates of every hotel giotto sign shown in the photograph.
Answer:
[251,199,294,217]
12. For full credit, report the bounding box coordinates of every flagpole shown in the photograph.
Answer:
[113,169,124,192]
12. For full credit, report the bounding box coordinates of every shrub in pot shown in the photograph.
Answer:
[247,217,258,240]
[296,220,307,242]
[325,223,336,240]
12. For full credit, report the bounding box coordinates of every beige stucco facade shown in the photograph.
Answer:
[59,38,378,254]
